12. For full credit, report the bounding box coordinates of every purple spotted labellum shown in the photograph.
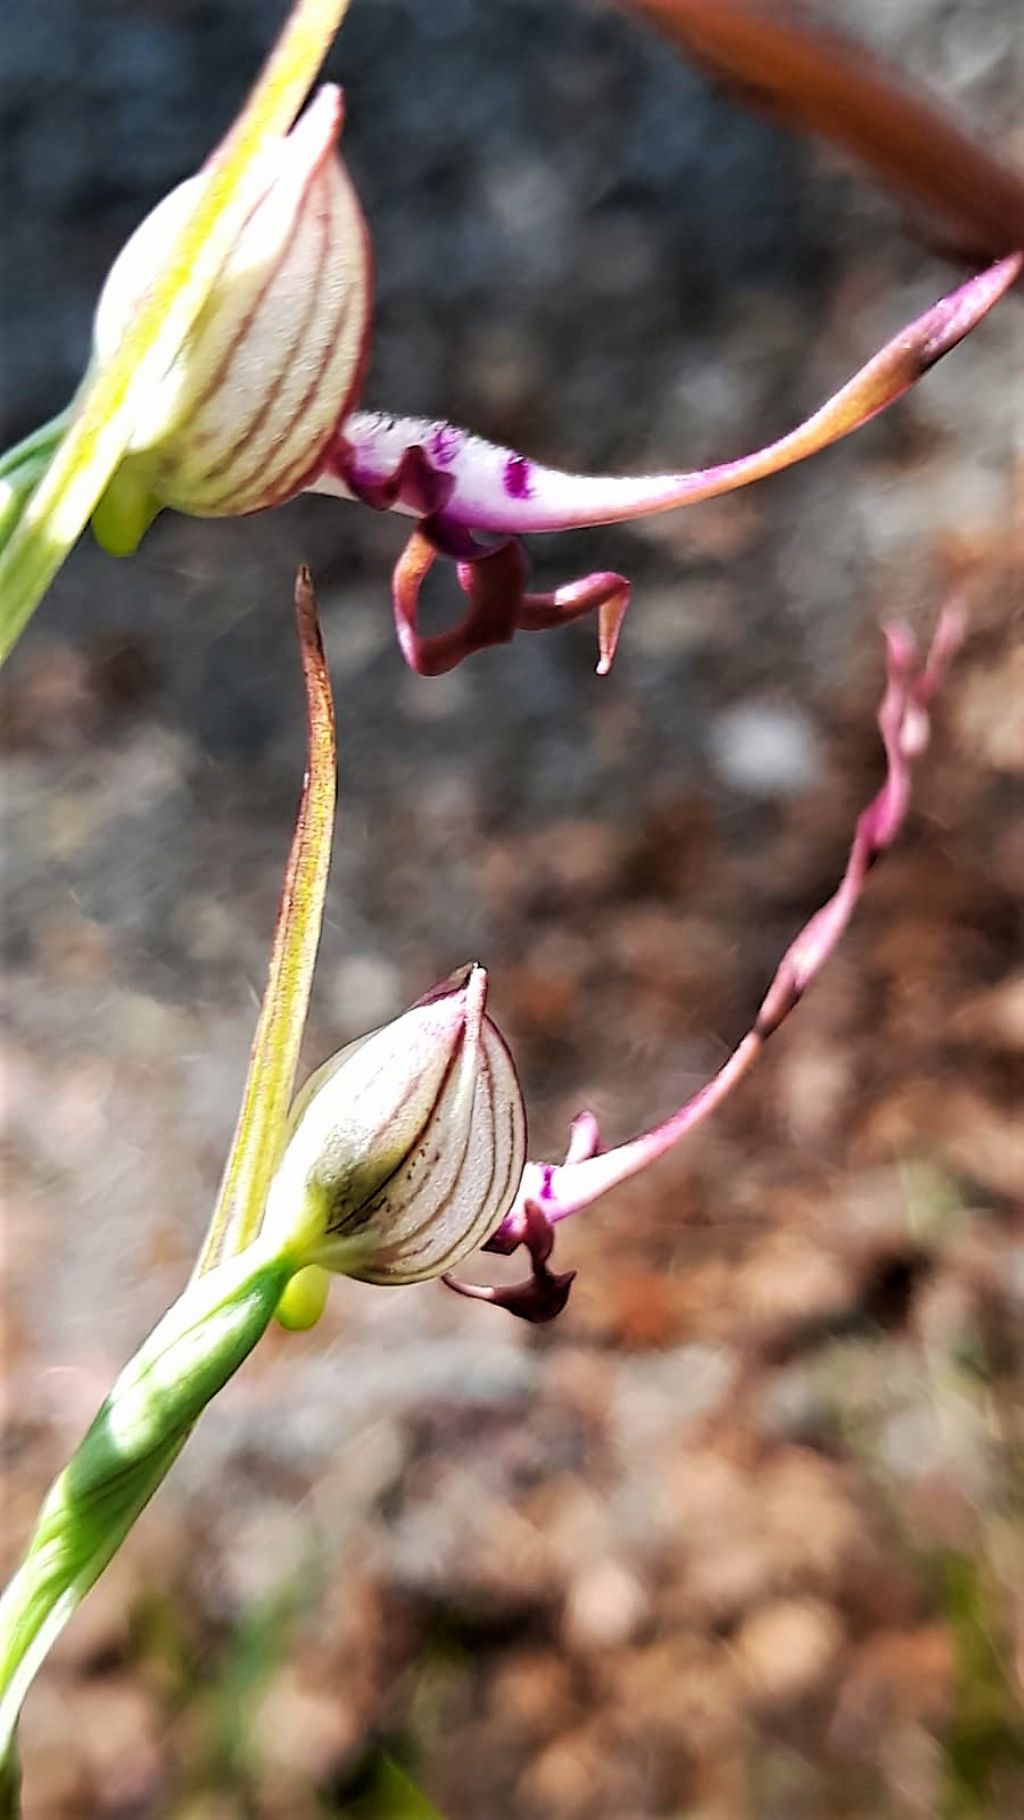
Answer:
[446,605,963,1321]
[308,256,1019,674]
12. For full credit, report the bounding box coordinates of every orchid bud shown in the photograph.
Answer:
[262,965,527,1286]
[90,84,369,552]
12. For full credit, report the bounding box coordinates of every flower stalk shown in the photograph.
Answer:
[0,1246,289,1761]
[622,0,1024,264]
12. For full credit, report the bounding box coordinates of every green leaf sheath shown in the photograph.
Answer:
[0,1247,291,1757]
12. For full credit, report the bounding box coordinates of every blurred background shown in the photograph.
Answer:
[2,2,1022,1815]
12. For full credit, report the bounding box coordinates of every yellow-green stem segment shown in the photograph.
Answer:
[0,1245,294,1761]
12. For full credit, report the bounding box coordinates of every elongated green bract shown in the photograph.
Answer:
[196,568,337,1275]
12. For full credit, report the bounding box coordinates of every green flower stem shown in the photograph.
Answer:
[0,1242,293,1758]
[0,458,48,552]
[0,411,73,483]
[0,414,74,553]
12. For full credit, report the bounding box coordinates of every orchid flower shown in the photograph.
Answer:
[91,177,1018,670]
[306,259,1016,677]
[1,0,1019,673]
[89,162,1017,676]
[446,602,964,1321]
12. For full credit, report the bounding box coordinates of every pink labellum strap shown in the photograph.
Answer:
[458,606,964,1316]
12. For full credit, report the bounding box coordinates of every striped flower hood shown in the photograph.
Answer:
[92,84,369,527]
